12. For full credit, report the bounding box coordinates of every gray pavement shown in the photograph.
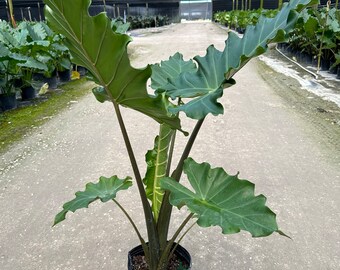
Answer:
[0,22,339,270]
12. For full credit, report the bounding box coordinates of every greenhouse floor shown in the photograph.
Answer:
[0,21,339,270]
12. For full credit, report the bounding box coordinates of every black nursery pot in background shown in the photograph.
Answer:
[58,70,71,82]
[21,86,36,100]
[44,75,58,89]
[127,243,192,270]
[0,93,17,112]
[320,58,331,71]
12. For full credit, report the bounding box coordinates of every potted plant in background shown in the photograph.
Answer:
[52,35,72,83]
[0,43,18,111]
[0,73,17,112]
[44,0,316,269]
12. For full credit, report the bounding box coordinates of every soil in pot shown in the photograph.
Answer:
[0,93,17,112]
[21,86,36,100]
[128,243,191,270]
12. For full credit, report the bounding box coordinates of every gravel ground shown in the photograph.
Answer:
[0,22,339,270]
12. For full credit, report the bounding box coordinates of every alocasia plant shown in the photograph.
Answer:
[43,0,317,269]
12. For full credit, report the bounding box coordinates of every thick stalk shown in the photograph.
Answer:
[167,222,196,266]
[157,213,194,270]
[157,118,205,251]
[112,102,160,268]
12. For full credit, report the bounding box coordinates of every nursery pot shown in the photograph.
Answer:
[21,86,36,100]
[329,63,337,75]
[337,66,340,80]
[76,66,87,76]
[58,70,71,82]
[44,75,58,89]
[320,58,330,71]
[127,243,192,270]
[32,73,45,82]
[0,93,17,112]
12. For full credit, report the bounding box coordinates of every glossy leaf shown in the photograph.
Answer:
[44,0,180,130]
[54,175,132,226]
[92,86,110,103]
[162,0,317,119]
[151,52,196,90]
[161,158,279,237]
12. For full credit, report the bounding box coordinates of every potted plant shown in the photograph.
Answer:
[44,0,316,269]
[0,44,18,111]
[52,35,72,82]
[0,75,17,111]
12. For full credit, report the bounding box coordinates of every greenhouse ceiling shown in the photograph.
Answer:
[0,0,180,7]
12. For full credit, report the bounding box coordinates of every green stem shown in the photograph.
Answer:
[167,222,196,265]
[157,213,194,270]
[165,98,181,177]
[317,1,330,73]
[157,117,205,251]
[112,199,150,264]
[112,102,160,268]
[165,130,176,177]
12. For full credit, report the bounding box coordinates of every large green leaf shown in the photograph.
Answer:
[54,175,132,226]
[151,52,196,90]
[44,0,180,130]
[161,0,317,119]
[143,124,173,221]
[161,158,279,237]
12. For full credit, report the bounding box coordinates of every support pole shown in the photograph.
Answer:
[37,3,42,21]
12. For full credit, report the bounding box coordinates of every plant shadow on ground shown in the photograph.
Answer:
[0,78,95,154]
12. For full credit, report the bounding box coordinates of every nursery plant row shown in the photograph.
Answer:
[214,7,340,78]
[0,15,168,113]
[0,20,73,112]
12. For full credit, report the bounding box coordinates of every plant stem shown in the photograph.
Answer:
[165,129,176,177]
[165,98,181,177]
[112,199,150,264]
[167,222,196,266]
[157,213,194,270]
[317,0,330,73]
[112,102,160,268]
[157,117,205,251]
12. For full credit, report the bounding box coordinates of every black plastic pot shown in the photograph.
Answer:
[58,69,71,82]
[320,58,330,71]
[44,75,58,89]
[303,53,313,65]
[337,66,340,80]
[127,243,191,270]
[32,72,45,82]
[76,66,87,76]
[21,86,36,100]
[0,93,17,112]
[329,62,337,74]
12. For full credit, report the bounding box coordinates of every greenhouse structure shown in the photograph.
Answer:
[0,0,181,22]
